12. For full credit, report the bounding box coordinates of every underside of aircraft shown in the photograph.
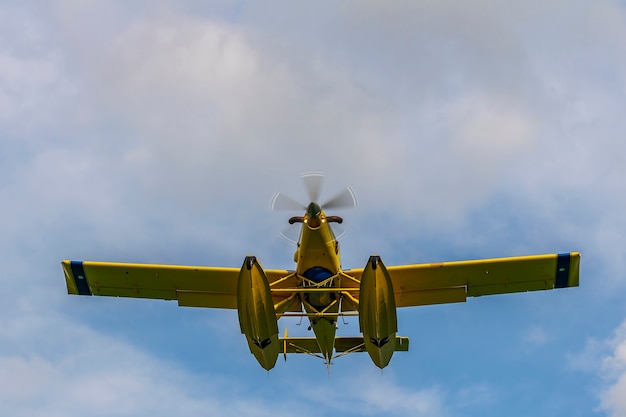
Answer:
[62,173,580,370]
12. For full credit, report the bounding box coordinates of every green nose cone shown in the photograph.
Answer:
[307,202,321,218]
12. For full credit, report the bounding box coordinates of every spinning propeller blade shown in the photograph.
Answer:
[271,173,357,211]
[322,186,358,210]
[269,192,306,211]
[301,172,324,203]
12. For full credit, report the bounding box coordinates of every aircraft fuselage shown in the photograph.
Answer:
[293,203,343,363]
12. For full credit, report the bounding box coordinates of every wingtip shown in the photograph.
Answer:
[62,260,79,295]
[62,260,92,296]
[569,251,581,288]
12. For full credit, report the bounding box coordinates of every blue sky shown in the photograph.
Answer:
[2,1,626,416]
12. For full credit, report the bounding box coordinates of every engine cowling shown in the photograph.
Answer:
[237,256,279,370]
[359,255,398,369]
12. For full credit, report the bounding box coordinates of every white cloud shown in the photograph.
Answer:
[304,369,499,416]
[306,370,448,417]
[457,383,496,407]
[0,305,456,417]
[571,319,626,417]
[600,321,626,414]
[0,310,305,417]
[49,11,398,218]
[521,325,552,347]
[0,9,77,139]
[10,0,623,239]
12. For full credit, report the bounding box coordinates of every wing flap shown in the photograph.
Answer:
[394,286,467,307]
[176,290,239,309]
[469,280,553,297]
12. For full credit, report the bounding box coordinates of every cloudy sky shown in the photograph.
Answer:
[2,0,626,416]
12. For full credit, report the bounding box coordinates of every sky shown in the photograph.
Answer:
[1,0,626,416]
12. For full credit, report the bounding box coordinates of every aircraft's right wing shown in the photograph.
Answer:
[62,260,292,310]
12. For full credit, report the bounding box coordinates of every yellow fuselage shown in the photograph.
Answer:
[293,203,342,362]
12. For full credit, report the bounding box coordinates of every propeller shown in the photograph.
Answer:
[270,172,357,212]
[270,172,357,244]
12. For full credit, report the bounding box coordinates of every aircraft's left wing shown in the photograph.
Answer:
[344,252,580,308]
[62,260,291,309]
[387,252,580,307]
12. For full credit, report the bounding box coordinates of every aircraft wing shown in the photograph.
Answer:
[62,260,291,309]
[346,252,580,308]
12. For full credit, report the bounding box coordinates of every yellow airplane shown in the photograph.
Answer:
[62,174,580,370]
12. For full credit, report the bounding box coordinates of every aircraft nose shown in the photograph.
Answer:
[307,202,321,218]
[305,202,322,229]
